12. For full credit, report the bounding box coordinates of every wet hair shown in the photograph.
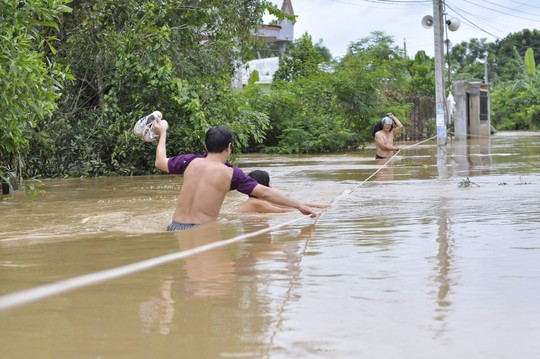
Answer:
[371,117,394,137]
[205,126,234,153]
[248,170,270,187]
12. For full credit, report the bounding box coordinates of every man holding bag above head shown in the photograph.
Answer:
[149,114,316,231]
[372,112,404,160]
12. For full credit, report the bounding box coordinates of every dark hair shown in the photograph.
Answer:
[205,126,234,153]
[371,121,383,138]
[248,170,270,187]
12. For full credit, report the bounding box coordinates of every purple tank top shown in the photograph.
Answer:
[167,154,258,195]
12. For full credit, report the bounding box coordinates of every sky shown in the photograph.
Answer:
[265,0,540,58]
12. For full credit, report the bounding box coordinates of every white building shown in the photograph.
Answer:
[235,0,295,88]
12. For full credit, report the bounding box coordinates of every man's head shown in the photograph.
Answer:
[381,116,393,126]
[248,170,270,187]
[205,126,234,153]
[381,116,394,131]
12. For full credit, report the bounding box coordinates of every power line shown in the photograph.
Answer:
[330,0,431,7]
[478,0,540,13]
[445,4,499,38]
[455,0,540,42]
[460,0,540,22]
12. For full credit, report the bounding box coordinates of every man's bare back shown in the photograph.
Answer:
[172,155,234,224]
[152,119,316,230]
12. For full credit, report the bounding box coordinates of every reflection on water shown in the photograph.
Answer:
[434,198,453,338]
[1,132,540,358]
[452,137,493,177]
[375,156,395,181]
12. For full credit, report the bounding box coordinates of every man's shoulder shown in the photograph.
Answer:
[230,167,258,194]
[168,153,206,174]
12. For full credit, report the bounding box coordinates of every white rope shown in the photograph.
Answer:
[265,135,438,356]
[335,135,437,201]
[0,215,312,312]
[0,135,438,312]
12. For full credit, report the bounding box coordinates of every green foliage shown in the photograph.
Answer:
[0,0,72,182]
[24,179,46,201]
[315,39,332,62]
[22,0,275,177]
[491,79,540,130]
[248,70,260,87]
[524,48,536,76]
[492,29,540,82]
[490,48,540,130]
[246,68,356,154]
[244,32,418,153]
[449,30,540,85]
[449,38,490,82]
[458,177,480,188]
[4,0,540,184]
[336,32,412,139]
[407,51,435,96]
[273,33,324,82]
[445,30,540,131]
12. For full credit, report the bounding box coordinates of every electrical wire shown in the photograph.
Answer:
[446,0,540,41]
[330,0,431,8]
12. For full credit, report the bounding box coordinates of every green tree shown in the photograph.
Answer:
[315,39,332,62]
[491,48,540,130]
[403,50,436,138]
[407,51,435,96]
[0,0,72,182]
[246,32,357,153]
[273,32,324,82]
[492,29,540,82]
[260,72,354,153]
[26,0,276,177]
[336,31,412,140]
[448,38,490,82]
[244,31,417,153]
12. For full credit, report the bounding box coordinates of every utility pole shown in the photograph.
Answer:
[433,0,446,145]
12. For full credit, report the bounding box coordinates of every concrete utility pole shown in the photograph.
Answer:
[433,0,446,145]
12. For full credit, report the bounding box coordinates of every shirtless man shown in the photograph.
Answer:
[373,113,404,159]
[152,119,316,231]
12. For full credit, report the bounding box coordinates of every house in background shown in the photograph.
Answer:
[235,0,295,88]
[254,0,295,61]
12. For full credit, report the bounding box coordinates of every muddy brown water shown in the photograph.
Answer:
[1,132,539,358]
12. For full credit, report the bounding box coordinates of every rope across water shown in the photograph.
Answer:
[330,135,437,205]
[0,215,312,312]
[0,136,438,312]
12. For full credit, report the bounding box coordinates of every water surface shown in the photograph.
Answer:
[1,132,539,358]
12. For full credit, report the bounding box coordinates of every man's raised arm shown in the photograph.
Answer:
[154,119,169,173]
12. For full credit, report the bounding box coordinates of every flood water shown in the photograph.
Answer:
[1,132,539,358]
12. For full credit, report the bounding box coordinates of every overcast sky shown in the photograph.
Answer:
[265,0,540,59]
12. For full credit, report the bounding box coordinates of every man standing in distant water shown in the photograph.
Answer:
[373,113,404,159]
